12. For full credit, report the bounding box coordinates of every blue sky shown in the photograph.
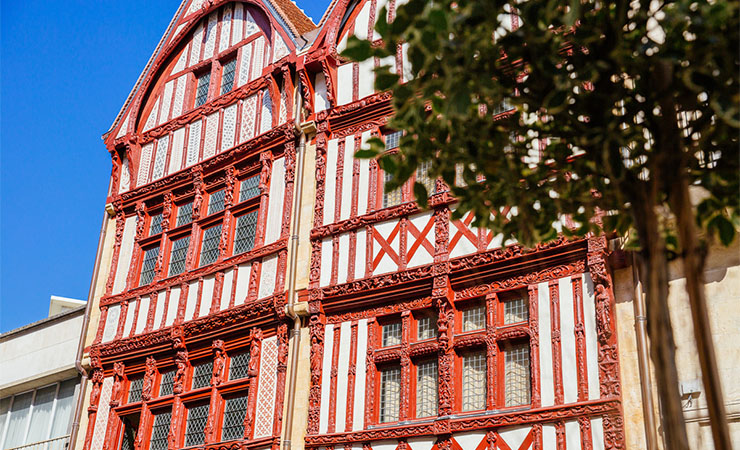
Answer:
[0,0,331,332]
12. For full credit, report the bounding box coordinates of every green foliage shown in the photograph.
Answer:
[342,0,739,250]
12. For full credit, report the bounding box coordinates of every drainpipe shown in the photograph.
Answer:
[282,73,311,450]
[69,205,111,450]
[631,251,660,450]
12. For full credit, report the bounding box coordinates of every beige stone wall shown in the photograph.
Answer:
[615,241,740,449]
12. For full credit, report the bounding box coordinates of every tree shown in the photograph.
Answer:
[343,0,739,448]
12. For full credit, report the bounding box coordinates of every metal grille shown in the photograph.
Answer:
[233,211,258,255]
[220,59,237,95]
[504,297,529,324]
[195,72,211,107]
[168,236,190,276]
[382,170,403,208]
[382,322,402,347]
[139,247,160,286]
[417,314,437,340]
[239,175,260,201]
[385,131,402,150]
[415,359,438,417]
[208,189,226,215]
[220,395,248,441]
[158,370,175,396]
[148,411,171,450]
[176,202,193,227]
[379,366,401,423]
[149,214,163,236]
[462,303,486,331]
[199,225,222,267]
[127,378,144,403]
[229,352,251,380]
[504,342,530,406]
[192,361,213,389]
[462,351,487,411]
[416,160,436,196]
[184,404,209,447]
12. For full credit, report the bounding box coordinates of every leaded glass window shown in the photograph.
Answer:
[120,420,136,450]
[220,59,237,95]
[192,361,213,389]
[382,170,403,209]
[199,225,222,267]
[233,211,258,255]
[195,72,211,108]
[416,359,438,417]
[221,395,248,441]
[504,342,530,406]
[229,352,251,380]
[148,411,171,450]
[127,378,144,403]
[176,202,193,227]
[381,322,402,347]
[462,303,486,331]
[385,131,402,150]
[168,236,190,277]
[239,175,260,201]
[462,351,486,411]
[379,366,400,423]
[139,247,160,286]
[416,160,436,196]
[504,297,529,324]
[184,404,210,447]
[208,189,226,215]
[417,314,437,340]
[158,370,175,397]
[149,214,163,236]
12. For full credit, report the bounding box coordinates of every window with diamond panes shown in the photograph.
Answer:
[120,418,136,450]
[416,160,436,196]
[176,202,193,227]
[228,352,250,380]
[462,351,487,411]
[149,214,163,236]
[417,314,436,340]
[127,378,144,403]
[192,361,213,389]
[379,366,401,423]
[158,370,175,396]
[168,236,190,276]
[239,175,260,201]
[416,359,438,417]
[194,72,211,108]
[184,403,210,447]
[462,303,486,331]
[504,342,530,406]
[208,189,226,215]
[233,211,258,255]
[148,411,171,450]
[220,395,248,441]
[199,225,222,267]
[385,131,402,150]
[382,322,402,347]
[220,59,237,95]
[139,247,160,286]
[503,297,528,324]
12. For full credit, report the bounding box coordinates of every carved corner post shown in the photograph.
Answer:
[273,322,290,437]
[106,201,126,295]
[527,286,541,409]
[281,135,297,240]
[549,280,564,405]
[312,133,328,230]
[434,273,454,417]
[168,327,189,450]
[102,362,126,450]
[204,339,226,444]
[364,317,377,428]
[83,352,104,450]
[485,293,498,410]
[307,311,327,435]
[243,328,264,439]
[254,151,273,249]
[572,275,589,402]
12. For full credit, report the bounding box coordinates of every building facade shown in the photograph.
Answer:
[75,1,739,450]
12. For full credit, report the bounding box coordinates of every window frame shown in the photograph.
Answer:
[193,68,212,109]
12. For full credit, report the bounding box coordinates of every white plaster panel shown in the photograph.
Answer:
[373,219,400,275]
[158,80,174,125]
[199,275,215,317]
[358,57,375,99]
[401,42,413,82]
[353,319,367,431]
[487,232,505,250]
[234,262,251,305]
[245,11,259,37]
[254,336,278,437]
[279,85,288,125]
[591,417,605,450]
[116,112,130,139]
[354,228,367,281]
[143,98,160,132]
[221,269,234,310]
[152,135,169,180]
[203,111,220,159]
[583,273,600,400]
[89,377,113,450]
[172,75,187,119]
[340,136,355,221]
[542,424,556,450]
[119,157,131,193]
[323,139,339,225]
[354,1,371,40]
[449,212,478,259]
[171,23,187,43]
[538,281,555,406]
[113,216,137,294]
[372,440,398,450]
[264,157,285,244]
[218,4,232,54]
[238,42,253,87]
[169,127,186,175]
[165,286,180,327]
[273,34,289,63]
[319,323,334,434]
[357,131,371,215]
[379,54,396,74]
[337,28,349,54]
[336,321,351,431]
[240,94,258,142]
[498,426,532,450]
[251,37,265,80]
[232,3,244,45]
[407,211,434,268]
[137,142,154,186]
[135,296,150,334]
[337,64,354,105]
[123,299,136,337]
[565,420,582,449]
[314,72,329,112]
[559,276,578,403]
[102,304,120,343]
[259,89,272,134]
[203,12,218,60]
[407,437,435,450]
[173,44,189,73]
[258,254,278,299]
[189,22,204,66]
[153,291,166,331]
[187,1,205,16]
[186,119,203,166]
[452,431,485,450]
[338,233,350,284]
[373,0,389,39]
[185,280,199,321]
[221,103,237,152]
[320,238,333,287]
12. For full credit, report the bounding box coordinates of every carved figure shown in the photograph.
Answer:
[88,370,104,412]
[141,356,157,401]
[595,284,613,342]
[248,329,262,377]
[111,362,125,405]
[173,351,188,394]
[212,340,226,386]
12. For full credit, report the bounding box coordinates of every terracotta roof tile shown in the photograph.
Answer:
[272,0,317,34]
